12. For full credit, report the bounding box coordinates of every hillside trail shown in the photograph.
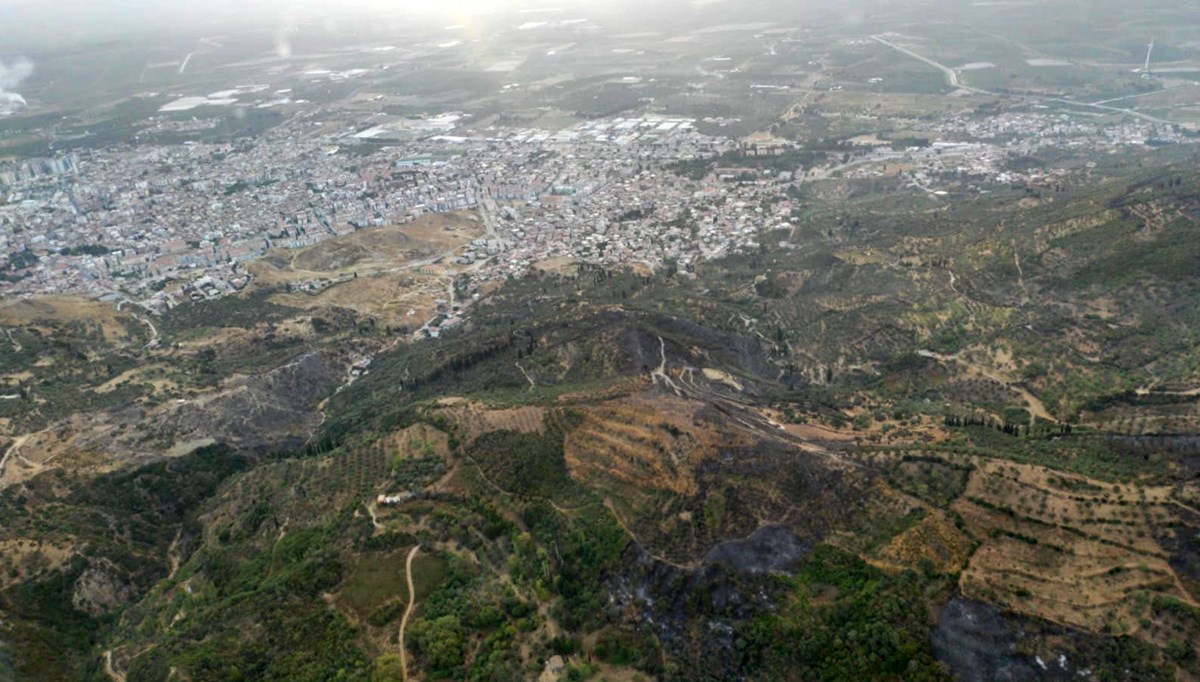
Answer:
[1001,380,1056,425]
[1013,245,1026,294]
[399,545,420,681]
[650,336,681,394]
[166,528,183,579]
[366,501,383,530]
[2,327,20,352]
[103,649,126,682]
[1135,384,1200,397]
[0,434,30,487]
[116,298,160,346]
[602,498,695,572]
[515,361,536,389]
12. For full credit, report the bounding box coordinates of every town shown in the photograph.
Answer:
[0,97,1193,317]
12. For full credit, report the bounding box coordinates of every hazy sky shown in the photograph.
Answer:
[0,0,602,25]
[0,0,865,51]
[0,0,605,48]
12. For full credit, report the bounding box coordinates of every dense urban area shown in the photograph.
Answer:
[2,98,1194,315]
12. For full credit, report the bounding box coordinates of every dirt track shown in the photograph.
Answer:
[398,545,419,681]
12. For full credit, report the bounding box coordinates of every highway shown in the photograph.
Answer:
[870,34,1190,128]
[869,35,993,95]
[1090,82,1192,106]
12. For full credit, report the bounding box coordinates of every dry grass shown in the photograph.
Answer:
[0,414,127,489]
[249,212,482,326]
[858,447,1199,645]
[0,538,74,588]
[91,363,180,394]
[251,211,482,281]
[436,402,546,444]
[0,295,138,344]
[531,256,577,275]
[271,271,449,327]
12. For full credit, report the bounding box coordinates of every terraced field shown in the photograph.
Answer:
[861,442,1200,653]
[564,392,716,497]
[955,458,1196,634]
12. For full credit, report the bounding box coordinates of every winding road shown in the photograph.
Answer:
[116,298,160,347]
[398,545,420,681]
[103,649,125,682]
[515,362,536,389]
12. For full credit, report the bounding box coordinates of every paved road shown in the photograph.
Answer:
[1055,97,1180,126]
[1091,82,1191,106]
[869,35,993,95]
[870,33,1190,127]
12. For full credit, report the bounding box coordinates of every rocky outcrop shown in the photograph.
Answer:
[72,558,134,618]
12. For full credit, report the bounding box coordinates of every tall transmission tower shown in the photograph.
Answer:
[1142,37,1155,78]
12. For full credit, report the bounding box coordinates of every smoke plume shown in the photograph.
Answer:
[0,57,34,94]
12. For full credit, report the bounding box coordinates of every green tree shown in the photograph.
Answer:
[372,654,405,682]
[408,615,465,676]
